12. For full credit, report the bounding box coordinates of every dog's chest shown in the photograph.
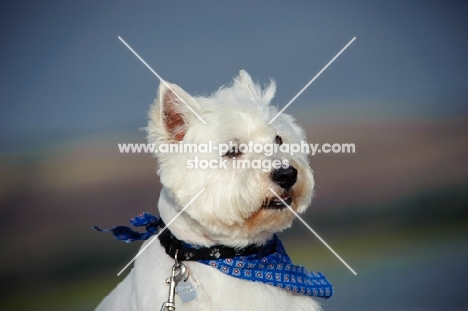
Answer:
[133,241,322,311]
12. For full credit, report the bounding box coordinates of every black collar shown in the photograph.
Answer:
[157,218,273,261]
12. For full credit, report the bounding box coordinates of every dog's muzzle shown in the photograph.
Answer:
[271,166,297,190]
[263,166,297,209]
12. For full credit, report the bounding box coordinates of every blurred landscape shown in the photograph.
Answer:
[1,1,467,310]
[1,114,467,310]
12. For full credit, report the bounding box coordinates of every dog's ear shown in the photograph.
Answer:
[236,69,255,89]
[157,82,201,141]
[234,70,276,104]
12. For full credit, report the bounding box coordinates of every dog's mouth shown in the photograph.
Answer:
[263,191,292,210]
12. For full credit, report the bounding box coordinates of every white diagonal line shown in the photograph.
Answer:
[118,36,207,125]
[268,37,356,124]
[117,188,206,276]
[268,188,357,275]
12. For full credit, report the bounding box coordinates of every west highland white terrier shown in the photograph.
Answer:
[95,70,332,310]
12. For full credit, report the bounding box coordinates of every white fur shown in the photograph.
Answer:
[96,70,321,310]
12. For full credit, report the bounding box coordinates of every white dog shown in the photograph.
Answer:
[95,70,332,310]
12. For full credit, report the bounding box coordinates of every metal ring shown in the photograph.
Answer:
[174,249,179,266]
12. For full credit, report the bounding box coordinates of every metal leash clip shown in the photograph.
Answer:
[160,250,190,311]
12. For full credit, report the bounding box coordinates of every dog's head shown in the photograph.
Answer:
[147,70,314,245]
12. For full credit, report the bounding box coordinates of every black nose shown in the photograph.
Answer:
[271,166,297,190]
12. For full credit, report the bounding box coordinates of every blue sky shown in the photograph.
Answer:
[1,0,467,150]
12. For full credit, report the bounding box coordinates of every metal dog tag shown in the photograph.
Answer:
[175,280,197,303]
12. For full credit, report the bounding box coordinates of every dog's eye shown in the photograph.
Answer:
[224,146,242,158]
[275,135,283,146]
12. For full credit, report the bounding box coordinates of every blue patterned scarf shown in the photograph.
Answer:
[94,212,333,299]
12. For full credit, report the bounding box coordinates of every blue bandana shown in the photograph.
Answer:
[94,212,333,299]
